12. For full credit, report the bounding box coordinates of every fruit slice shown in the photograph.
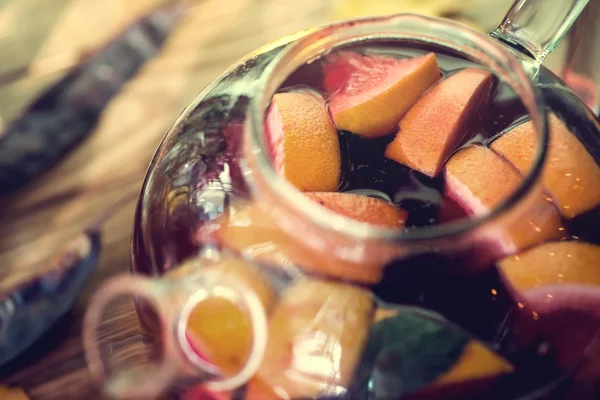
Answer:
[511,285,600,385]
[324,52,440,137]
[218,195,406,283]
[490,113,600,218]
[251,279,373,399]
[444,146,564,253]
[499,241,600,292]
[445,146,522,215]
[266,91,341,192]
[305,192,408,228]
[182,258,276,375]
[0,386,29,400]
[354,308,513,399]
[432,341,514,387]
[385,68,494,177]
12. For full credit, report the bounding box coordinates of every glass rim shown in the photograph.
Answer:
[246,13,549,243]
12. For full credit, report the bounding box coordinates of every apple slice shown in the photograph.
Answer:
[250,279,373,399]
[499,241,600,292]
[385,68,494,177]
[266,91,341,192]
[324,52,441,137]
[444,145,564,253]
[218,195,406,284]
[490,113,600,218]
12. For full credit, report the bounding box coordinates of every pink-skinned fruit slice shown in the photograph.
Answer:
[499,241,600,293]
[385,68,494,177]
[510,284,600,394]
[444,145,564,254]
[324,51,441,138]
[266,90,341,192]
[490,113,600,218]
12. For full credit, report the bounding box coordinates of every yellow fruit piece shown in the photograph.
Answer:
[371,307,513,389]
[445,146,564,253]
[185,258,276,375]
[187,297,252,376]
[266,91,341,192]
[491,113,600,218]
[254,279,373,399]
[0,386,29,400]
[373,307,399,323]
[499,241,600,292]
[432,341,514,386]
[218,198,402,284]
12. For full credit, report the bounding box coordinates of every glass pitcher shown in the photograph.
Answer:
[83,0,600,398]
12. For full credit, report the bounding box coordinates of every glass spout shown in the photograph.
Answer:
[82,256,269,399]
[491,0,590,63]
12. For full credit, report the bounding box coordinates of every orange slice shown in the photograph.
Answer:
[499,241,600,292]
[218,195,406,283]
[385,68,494,177]
[305,192,408,228]
[444,146,564,253]
[266,91,341,192]
[324,52,441,137]
[184,258,275,375]
[252,279,373,399]
[490,113,600,218]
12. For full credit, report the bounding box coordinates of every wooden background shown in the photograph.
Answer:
[0,0,329,398]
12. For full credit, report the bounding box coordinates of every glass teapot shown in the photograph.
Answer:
[83,0,600,398]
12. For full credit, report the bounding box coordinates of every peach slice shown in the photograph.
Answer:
[324,52,441,137]
[490,113,600,218]
[266,91,341,192]
[251,279,373,399]
[444,146,564,253]
[499,241,600,292]
[305,192,408,228]
[512,285,600,384]
[218,195,406,283]
[385,68,494,177]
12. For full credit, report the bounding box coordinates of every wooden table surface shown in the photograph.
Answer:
[0,0,329,398]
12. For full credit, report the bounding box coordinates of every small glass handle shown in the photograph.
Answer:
[491,0,590,63]
[83,272,268,399]
[83,276,179,399]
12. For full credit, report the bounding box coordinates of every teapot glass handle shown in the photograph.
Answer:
[491,0,590,63]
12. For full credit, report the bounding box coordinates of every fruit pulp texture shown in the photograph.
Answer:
[179,43,600,399]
